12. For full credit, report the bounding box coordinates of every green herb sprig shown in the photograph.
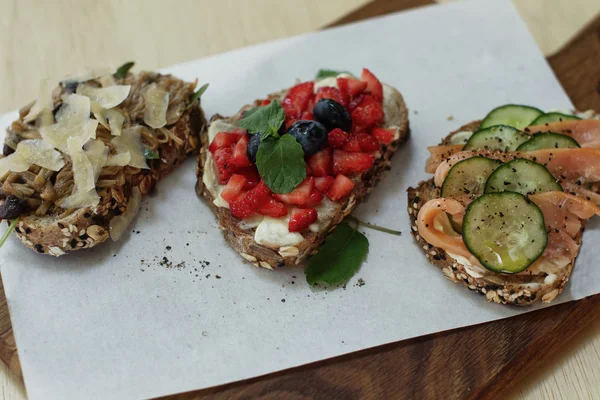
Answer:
[0,218,19,249]
[144,148,160,160]
[114,61,135,79]
[238,101,305,194]
[186,83,209,110]
[305,222,369,285]
[315,69,354,80]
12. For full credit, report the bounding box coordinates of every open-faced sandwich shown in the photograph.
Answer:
[408,105,600,305]
[0,63,207,255]
[197,69,408,269]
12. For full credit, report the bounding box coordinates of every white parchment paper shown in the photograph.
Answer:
[2,1,599,398]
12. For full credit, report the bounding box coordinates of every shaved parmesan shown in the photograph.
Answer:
[93,104,125,137]
[24,79,55,124]
[105,152,131,167]
[0,139,64,177]
[40,94,98,152]
[76,84,131,110]
[83,140,108,180]
[61,67,113,84]
[0,154,30,177]
[110,126,149,169]
[98,74,116,88]
[109,187,141,241]
[143,83,169,128]
[61,137,100,209]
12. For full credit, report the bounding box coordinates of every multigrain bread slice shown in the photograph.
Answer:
[196,83,409,269]
[1,71,206,256]
[407,179,580,305]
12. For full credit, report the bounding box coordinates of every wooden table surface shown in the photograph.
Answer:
[1,0,599,398]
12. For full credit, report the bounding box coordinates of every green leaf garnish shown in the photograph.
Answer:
[186,83,209,110]
[305,222,369,285]
[315,69,354,80]
[256,135,306,194]
[346,216,402,236]
[238,100,285,140]
[144,148,159,160]
[0,218,19,249]
[114,61,135,79]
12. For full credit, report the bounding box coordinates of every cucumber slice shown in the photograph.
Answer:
[441,156,502,198]
[463,192,547,274]
[463,125,530,151]
[516,132,581,151]
[480,104,543,130]
[484,158,563,195]
[529,112,580,126]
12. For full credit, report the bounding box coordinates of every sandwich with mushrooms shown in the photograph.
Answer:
[0,63,206,255]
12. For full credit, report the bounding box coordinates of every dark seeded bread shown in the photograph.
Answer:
[407,178,580,305]
[8,104,206,256]
[196,84,409,269]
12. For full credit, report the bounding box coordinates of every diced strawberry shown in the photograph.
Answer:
[235,166,260,189]
[337,77,368,105]
[356,132,380,152]
[244,181,272,210]
[213,147,236,184]
[372,127,397,144]
[261,99,271,106]
[230,135,252,167]
[289,208,318,232]
[208,131,243,153]
[301,111,314,120]
[258,197,288,218]
[282,81,315,120]
[314,86,345,107]
[348,93,365,112]
[307,148,332,177]
[274,177,315,206]
[333,150,375,175]
[314,176,334,193]
[304,189,323,208]
[221,174,247,203]
[229,195,255,219]
[342,136,362,152]
[360,68,383,102]
[352,95,384,131]
[326,174,355,201]
[328,128,348,149]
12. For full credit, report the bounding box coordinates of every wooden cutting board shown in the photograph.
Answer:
[1,1,600,398]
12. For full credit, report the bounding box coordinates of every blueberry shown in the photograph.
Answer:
[246,134,261,164]
[286,120,328,156]
[313,98,352,132]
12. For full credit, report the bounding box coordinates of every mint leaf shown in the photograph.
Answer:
[256,135,306,194]
[144,148,159,160]
[186,83,209,110]
[114,61,135,79]
[238,100,285,140]
[305,222,369,285]
[316,69,354,80]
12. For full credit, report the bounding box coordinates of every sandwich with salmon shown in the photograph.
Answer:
[0,63,206,255]
[409,105,600,305]
[196,69,409,269]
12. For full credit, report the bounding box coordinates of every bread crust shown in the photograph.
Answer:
[8,104,206,256]
[196,83,409,269]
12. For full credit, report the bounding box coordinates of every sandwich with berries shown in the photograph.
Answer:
[409,104,600,305]
[196,69,408,269]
